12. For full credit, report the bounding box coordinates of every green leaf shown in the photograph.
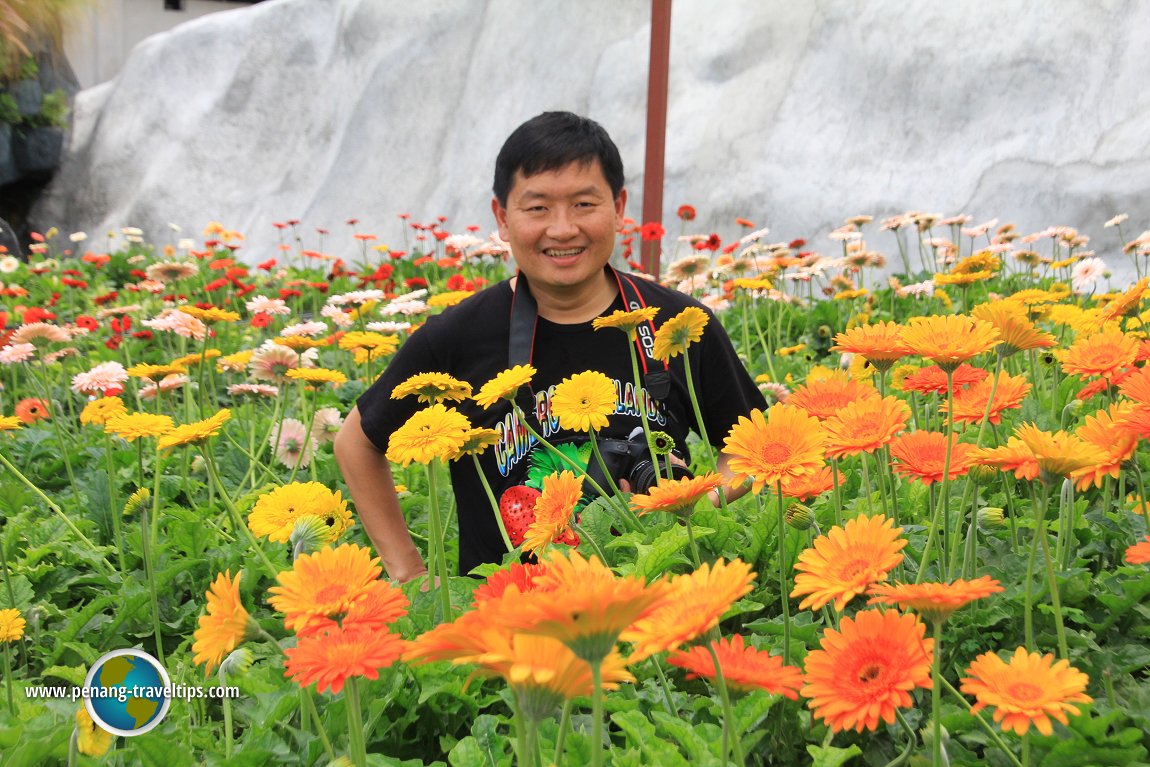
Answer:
[610,709,691,766]
[607,524,709,580]
[39,664,87,687]
[129,733,199,767]
[806,743,862,767]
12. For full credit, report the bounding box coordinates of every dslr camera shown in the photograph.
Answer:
[585,427,692,496]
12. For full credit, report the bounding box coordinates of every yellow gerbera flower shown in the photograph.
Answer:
[157,408,232,450]
[338,331,399,356]
[0,608,25,642]
[216,349,255,373]
[473,365,536,409]
[592,306,659,338]
[286,367,348,386]
[385,404,471,465]
[75,707,114,756]
[549,370,616,432]
[79,396,128,427]
[191,570,252,675]
[390,371,473,404]
[248,482,352,544]
[171,348,223,367]
[427,291,474,308]
[126,362,188,379]
[651,306,709,361]
[103,412,175,441]
[0,415,24,431]
[178,305,240,323]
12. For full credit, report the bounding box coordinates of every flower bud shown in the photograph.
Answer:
[785,502,815,530]
[977,507,1006,529]
[966,464,998,486]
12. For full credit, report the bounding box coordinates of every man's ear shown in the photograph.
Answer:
[492,197,510,241]
[614,188,627,219]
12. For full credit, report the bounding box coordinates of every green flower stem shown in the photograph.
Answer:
[2,642,14,716]
[685,515,702,568]
[1,520,17,608]
[426,458,452,621]
[300,687,336,762]
[931,620,943,767]
[705,639,744,767]
[203,451,279,578]
[916,369,955,584]
[776,481,792,666]
[344,676,368,767]
[1034,482,1071,659]
[830,459,843,527]
[625,339,662,484]
[26,364,79,499]
[1023,486,1042,651]
[889,711,918,767]
[0,450,112,572]
[554,698,574,765]
[590,660,607,767]
[940,677,1024,767]
[1131,461,1150,532]
[647,657,677,716]
[149,445,164,553]
[681,354,716,469]
[571,522,609,564]
[101,431,126,573]
[289,383,319,485]
[470,453,513,551]
[587,431,645,531]
[219,666,234,758]
[138,506,166,667]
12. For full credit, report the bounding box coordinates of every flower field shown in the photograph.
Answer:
[0,212,1149,766]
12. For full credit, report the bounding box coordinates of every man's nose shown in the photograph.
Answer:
[545,209,579,240]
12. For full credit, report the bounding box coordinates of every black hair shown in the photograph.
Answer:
[493,111,625,206]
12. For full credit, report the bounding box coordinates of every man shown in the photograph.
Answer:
[335,111,765,582]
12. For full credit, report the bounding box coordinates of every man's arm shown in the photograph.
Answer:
[710,452,753,506]
[334,405,427,583]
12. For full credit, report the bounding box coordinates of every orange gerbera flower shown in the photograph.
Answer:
[888,431,978,486]
[1014,423,1098,479]
[973,437,1040,481]
[868,576,1003,623]
[191,570,252,676]
[472,562,552,605]
[1099,276,1149,322]
[268,543,383,635]
[1117,365,1150,404]
[821,395,910,459]
[788,371,878,420]
[668,634,804,698]
[630,472,724,517]
[802,609,933,732]
[1056,327,1140,381]
[622,559,755,661]
[780,465,834,500]
[284,624,407,694]
[941,372,1031,425]
[522,470,583,557]
[831,321,914,370]
[13,397,49,424]
[1116,404,1150,440]
[722,404,826,493]
[899,363,988,396]
[1073,403,1137,490]
[1126,536,1150,564]
[301,579,410,637]
[495,550,669,663]
[971,301,1057,356]
[900,315,1000,370]
[960,647,1091,736]
[791,515,906,611]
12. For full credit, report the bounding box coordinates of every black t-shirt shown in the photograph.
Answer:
[356,270,766,574]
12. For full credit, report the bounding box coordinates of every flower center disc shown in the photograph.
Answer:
[1006,682,1043,701]
[760,443,792,464]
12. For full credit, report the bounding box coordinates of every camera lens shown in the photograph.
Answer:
[628,460,693,495]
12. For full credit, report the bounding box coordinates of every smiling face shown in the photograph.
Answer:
[493,159,626,312]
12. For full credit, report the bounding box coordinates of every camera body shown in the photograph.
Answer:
[585,427,692,496]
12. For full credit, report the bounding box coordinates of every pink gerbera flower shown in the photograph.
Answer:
[71,361,129,395]
[271,418,316,468]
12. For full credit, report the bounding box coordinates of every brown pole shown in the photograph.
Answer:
[641,0,672,276]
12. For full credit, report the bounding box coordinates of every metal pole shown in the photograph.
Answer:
[641,0,671,276]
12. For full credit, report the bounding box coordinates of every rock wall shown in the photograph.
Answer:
[33,0,1150,268]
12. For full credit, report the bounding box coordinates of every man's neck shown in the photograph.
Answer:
[513,269,619,324]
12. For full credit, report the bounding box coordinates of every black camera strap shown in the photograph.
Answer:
[507,267,671,425]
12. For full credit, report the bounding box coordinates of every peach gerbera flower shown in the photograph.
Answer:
[821,395,910,459]
[780,465,834,501]
[831,321,914,370]
[722,404,826,493]
[668,634,804,698]
[888,431,978,486]
[900,315,1000,370]
[1056,327,1140,381]
[791,515,906,611]
[960,647,1091,736]
[787,371,878,420]
[802,609,933,732]
[868,576,1004,623]
[622,558,755,661]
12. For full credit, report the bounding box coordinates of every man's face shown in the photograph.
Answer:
[493,159,626,297]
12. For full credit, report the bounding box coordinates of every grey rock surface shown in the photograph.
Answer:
[33,0,1150,271]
